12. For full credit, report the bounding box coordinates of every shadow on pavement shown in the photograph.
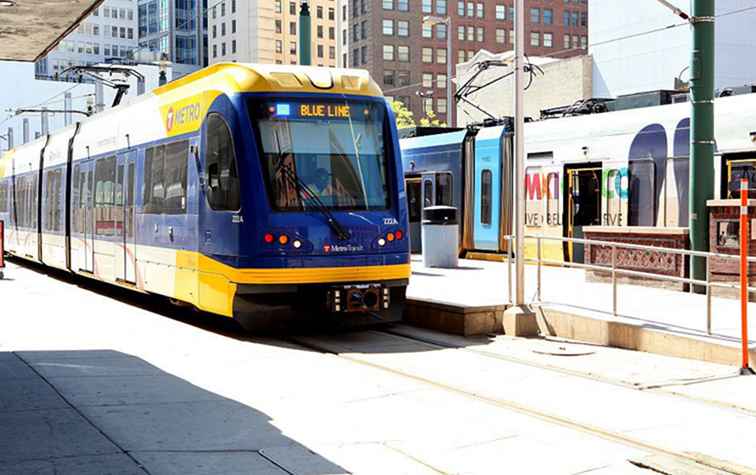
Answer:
[0,349,348,474]
[7,256,496,353]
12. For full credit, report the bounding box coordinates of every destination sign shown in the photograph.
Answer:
[270,102,354,120]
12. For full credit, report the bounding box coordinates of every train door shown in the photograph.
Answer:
[565,165,602,263]
[472,129,504,251]
[115,152,137,283]
[405,177,422,253]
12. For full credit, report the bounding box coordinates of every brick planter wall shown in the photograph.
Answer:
[583,227,689,290]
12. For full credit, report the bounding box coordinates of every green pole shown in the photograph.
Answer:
[690,0,715,291]
[299,2,312,66]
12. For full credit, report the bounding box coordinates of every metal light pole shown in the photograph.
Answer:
[422,15,453,127]
[502,0,537,336]
[299,1,312,66]
[514,0,526,306]
[654,0,714,291]
[689,0,715,290]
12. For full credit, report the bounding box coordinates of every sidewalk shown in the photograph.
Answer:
[0,349,345,474]
[406,256,756,365]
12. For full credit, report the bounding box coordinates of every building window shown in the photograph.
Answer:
[397,45,409,62]
[495,4,506,20]
[466,2,474,17]
[317,25,323,38]
[436,23,447,39]
[397,70,410,86]
[530,7,540,23]
[476,26,484,42]
[329,7,335,20]
[564,34,570,48]
[422,24,432,38]
[424,98,434,114]
[397,20,409,37]
[361,45,368,63]
[290,2,296,14]
[361,20,368,39]
[384,70,395,85]
[222,42,227,55]
[383,19,393,36]
[232,40,237,54]
[422,0,432,13]
[422,47,433,63]
[466,26,474,41]
[581,36,588,49]
[317,45,324,58]
[290,41,297,54]
[530,31,540,47]
[317,5,323,18]
[397,0,408,11]
[422,72,433,88]
[437,74,447,88]
[543,9,553,25]
[437,0,447,15]
[496,28,505,44]
[383,45,395,61]
[222,23,226,36]
[383,0,393,9]
[457,1,464,16]
[457,25,464,41]
[329,27,335,39]
[437,98,447,114]
[275,0,282,13]
[544,32,553,48]
[436,48,446,64]
[476,2,484,18]
[232,20,236,34]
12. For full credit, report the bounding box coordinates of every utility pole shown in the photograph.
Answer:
[689,0,716,290]
[299,1,312,66]
[502,0,537,336]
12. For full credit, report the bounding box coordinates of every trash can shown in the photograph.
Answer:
[422,206,459,268]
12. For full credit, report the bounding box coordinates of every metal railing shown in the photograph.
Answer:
[499,234,756,335]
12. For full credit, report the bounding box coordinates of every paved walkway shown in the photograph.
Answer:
[407,255,756,347]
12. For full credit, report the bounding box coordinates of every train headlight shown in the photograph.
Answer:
[292,239,302,249]
[378,238,386,247]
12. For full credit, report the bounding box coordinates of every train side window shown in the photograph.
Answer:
[205,113,240,211]
[628,160,655,226]
[127,163,135,238]
[163,140,188,214]
[95,156,116,236]
[481,169,492,225]
[52,169,62,232]
[143,145,165,214]
[423,180,433,208]
[436,172,453,206]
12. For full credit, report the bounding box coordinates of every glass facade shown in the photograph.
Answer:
[138,0,202,66]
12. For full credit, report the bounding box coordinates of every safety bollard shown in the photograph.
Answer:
[739,179,754,375]
[0,219,4,280]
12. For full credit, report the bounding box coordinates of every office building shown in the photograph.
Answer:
[137,0,205,77]
[208,0,341,67]
[345,0,588,126]
[35,0,139,79]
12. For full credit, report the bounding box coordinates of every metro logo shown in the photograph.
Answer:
[158,90,220,137]
[166,107,175,131]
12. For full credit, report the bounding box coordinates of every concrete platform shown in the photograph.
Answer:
[406,255,756,366]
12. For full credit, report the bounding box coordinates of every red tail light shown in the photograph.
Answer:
[395,229,404,240]
[264,233,274,244]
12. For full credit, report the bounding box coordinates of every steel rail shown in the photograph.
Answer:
[285,333,753,475]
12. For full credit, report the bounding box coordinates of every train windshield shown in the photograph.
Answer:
[252,98,390,211]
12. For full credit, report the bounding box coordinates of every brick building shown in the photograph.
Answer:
[343,0,588,126]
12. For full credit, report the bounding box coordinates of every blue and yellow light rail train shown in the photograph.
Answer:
[0,64,410,329]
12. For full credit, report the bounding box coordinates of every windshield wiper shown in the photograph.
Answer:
[277,165,351,241]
